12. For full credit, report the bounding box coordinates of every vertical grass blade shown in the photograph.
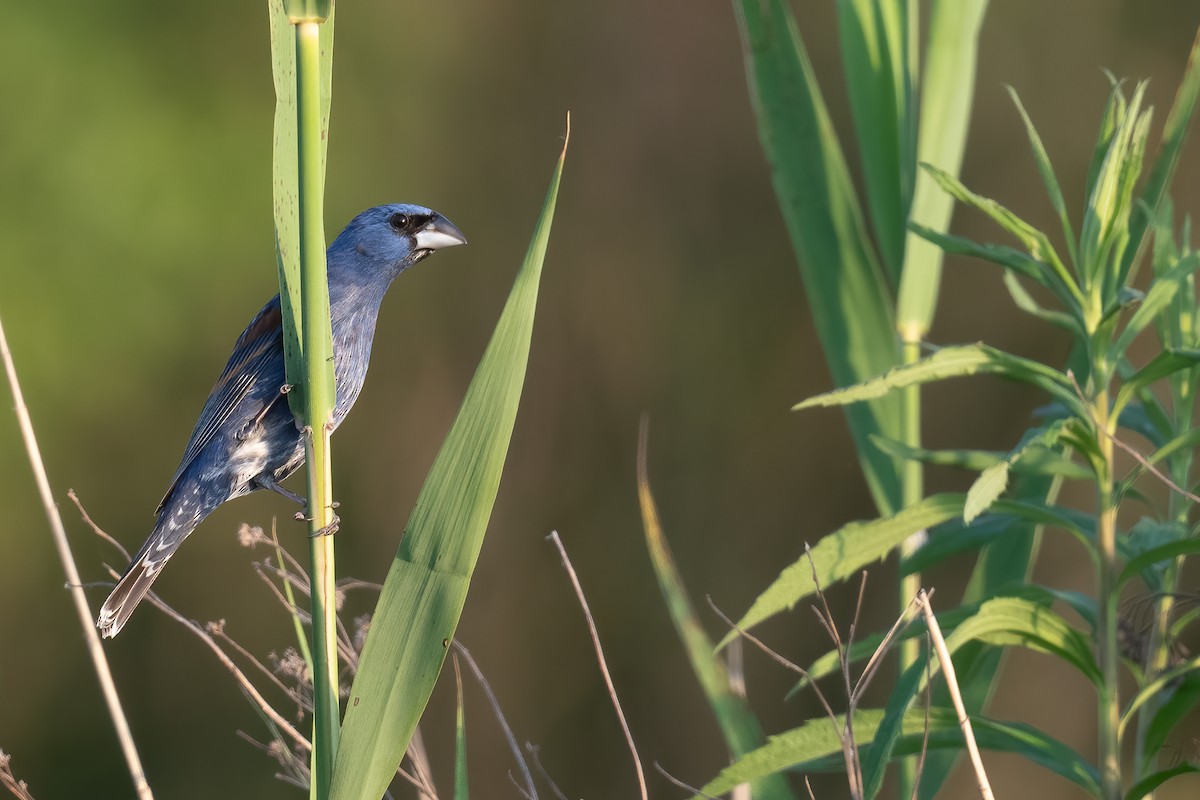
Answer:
[269,0,335,416]
[328,129,568,800]
[837,0,916,283]
[269,3,338,795]
[734,0,903,515]
[895,0,988,339]
[637,421,795,800]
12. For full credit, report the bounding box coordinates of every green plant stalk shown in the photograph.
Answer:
[1094,392,1121,800]
[1133,377,1195,782]
[896,338,924,798]
[295,19,340,799]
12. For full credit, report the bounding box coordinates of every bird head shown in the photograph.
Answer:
[328,203,467,290]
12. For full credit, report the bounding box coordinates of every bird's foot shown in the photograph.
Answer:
[309,514,341,538]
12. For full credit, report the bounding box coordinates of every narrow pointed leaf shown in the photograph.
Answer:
[734,0,903,515]
[793,343,1081,416]
[872,434,1091,479]
[909,223,1052,287]
[1139,672,1200,774]
[1121,28,1200,286]
[1002,272,1080,332]
[723,494,966,644]
[1118,539,1200,590]
[1006,85,1077,264]
[1126,765,1200,800]
[1113,349,1200,420]
[699,708,1098,797]
[695,709,890,797]
[328,135,567,800]
[1113,253,1200,358]
[922,163,1082,308]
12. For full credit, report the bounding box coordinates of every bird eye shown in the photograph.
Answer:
[388,213,410,231]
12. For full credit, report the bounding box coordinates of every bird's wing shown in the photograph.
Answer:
[155,295,289,513]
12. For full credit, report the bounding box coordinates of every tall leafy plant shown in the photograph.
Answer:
[704,34,1200,799]
[718,1,988,793]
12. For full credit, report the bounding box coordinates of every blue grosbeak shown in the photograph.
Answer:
[97,204,466,638]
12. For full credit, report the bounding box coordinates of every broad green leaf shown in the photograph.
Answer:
[328,134,567,800]
[269,0,335,416]
[946,597,1100,686]
[837,0,914,282]
[697,705,1099,799]
[964,421,1067,523]
[793,344,1082,417]
[724,494,965,643]
[896,0,988,338]
[734,0,903,516]
[913,712,1100,796]
[638,429,795,800]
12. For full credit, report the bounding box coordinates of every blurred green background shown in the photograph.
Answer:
[3,1,1200,797]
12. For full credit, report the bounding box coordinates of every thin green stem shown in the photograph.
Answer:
[295,18,339,799]
[1132,382,1194,786]
[896,337,924,799]
[1094,392,1122,800]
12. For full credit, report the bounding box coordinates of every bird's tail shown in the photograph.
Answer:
[97,501,205,638]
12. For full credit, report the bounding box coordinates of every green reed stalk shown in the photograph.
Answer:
[292,16,340,800]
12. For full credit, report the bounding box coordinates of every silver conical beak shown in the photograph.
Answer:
[414,215,467,251]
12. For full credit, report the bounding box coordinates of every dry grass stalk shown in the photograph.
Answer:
[0,751,35,800]
[917,589,994,800]
[547,530,648,800]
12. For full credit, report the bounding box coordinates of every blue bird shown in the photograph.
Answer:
[97,205,466,638]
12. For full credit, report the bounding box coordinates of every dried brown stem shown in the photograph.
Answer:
[0,751,36,800]
[452,642,537,799]
[546,530,647,800]
[918,590,994,800]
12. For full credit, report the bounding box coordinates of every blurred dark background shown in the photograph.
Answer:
[3,1,1200,797]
